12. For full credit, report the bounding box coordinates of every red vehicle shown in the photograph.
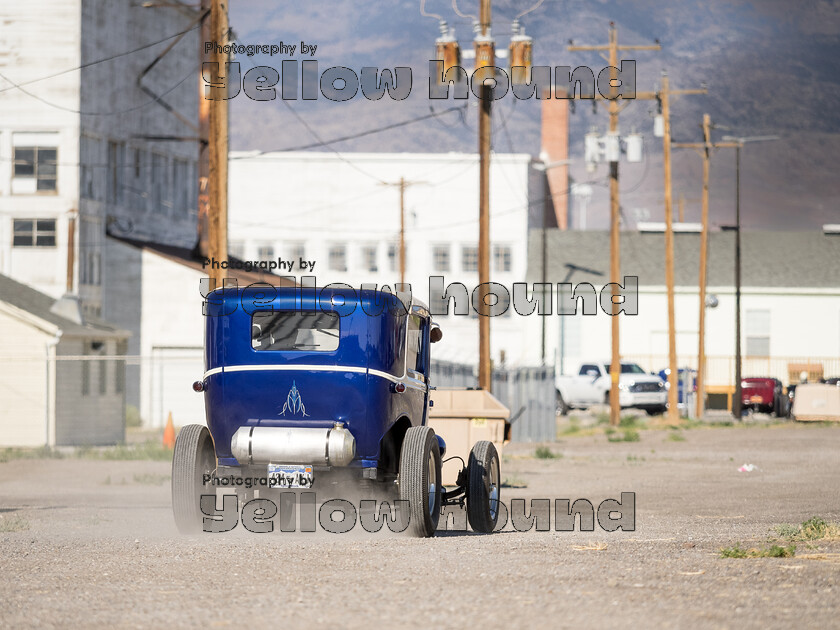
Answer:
[741,377,787,416]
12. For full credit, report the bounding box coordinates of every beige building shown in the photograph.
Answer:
[0,273,129,447]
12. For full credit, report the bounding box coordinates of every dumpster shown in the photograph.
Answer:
[428,388,511,485]
[791,383,840,422]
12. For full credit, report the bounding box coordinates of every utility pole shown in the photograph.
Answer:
[207,0,229,289]
[657,73,707,423]
[477,0,493,391]
[673,116,736,419]
[569,23,659,426]
[196,0,210,263]
[380,177,426,285]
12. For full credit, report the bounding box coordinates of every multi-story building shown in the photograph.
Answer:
[228,151,546,366]
[0,1,200,318]
[0,2,203,429]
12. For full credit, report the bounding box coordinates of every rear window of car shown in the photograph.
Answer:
[251,311,340,351]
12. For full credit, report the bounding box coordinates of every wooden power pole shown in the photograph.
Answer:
[380,177,426,285]
[477,0,493,391]
[196,0,211,262]
[657,73,706,423]
[195,0,228,288]
[207,0,229,289]
[569,24,659,426]
[674,116,736,419]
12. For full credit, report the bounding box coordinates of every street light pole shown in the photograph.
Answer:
[722,134,779,420]
[734,142,742,419]
[534,157,572,365]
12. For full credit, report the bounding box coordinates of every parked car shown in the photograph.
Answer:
[657,368,697,406]
[172,286,500,537]
[556,361,667,415]
[740,377,788,416]
[820,377,840,386]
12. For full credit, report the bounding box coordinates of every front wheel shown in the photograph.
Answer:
[171,424,216,534]
[399,426,442,537]
[466,441,501,533]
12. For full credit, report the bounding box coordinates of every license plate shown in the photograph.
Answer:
[750,395,764,404]
[267,464,314,489]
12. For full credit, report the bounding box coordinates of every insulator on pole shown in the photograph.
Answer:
[435,21,462,81]
[473,26,495,84]
[653,114,664,138]
[625,133,643,162]
[585,130,601,169]
[509,19,532,85]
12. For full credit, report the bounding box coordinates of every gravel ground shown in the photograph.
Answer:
[1,422,839,629]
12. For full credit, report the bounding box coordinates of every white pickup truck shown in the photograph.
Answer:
[556,361,667,415]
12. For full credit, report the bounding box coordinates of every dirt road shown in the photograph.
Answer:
[1,423,838,629]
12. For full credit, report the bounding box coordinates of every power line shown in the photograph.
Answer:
[229,104,467,157]
[0,65,198,116]
[0,21,204,94]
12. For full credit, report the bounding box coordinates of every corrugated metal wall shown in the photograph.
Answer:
[430,360,556,442]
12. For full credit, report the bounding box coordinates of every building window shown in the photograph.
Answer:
[361,245,377,273]
[288,242,305,263]
[150,153,167,213]
[493,245,512,272]
[328,244,347,272]
[80,136,100,200]
[14,146,57,192]
[13,219,56,247]
[131,149,147,212]
[257,244,275,261]
[173,158,189,215]
[229,240,245,259]
[461,246,478,272]
[107,141,125,204]
[80,250,101,286]
[432,245,450,272]
[746,309,771,357]
[387,243,406,273]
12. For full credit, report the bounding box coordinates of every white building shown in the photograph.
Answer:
[0,1,200,316]
[105,235,289,428]
[0,2,209,428]
[526,227,840,408]
[229,151,545,366]
[0,273,129,447]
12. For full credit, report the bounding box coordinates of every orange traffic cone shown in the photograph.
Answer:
[163,412,176,450]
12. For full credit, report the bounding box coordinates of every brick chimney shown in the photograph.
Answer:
[540,94,569,229]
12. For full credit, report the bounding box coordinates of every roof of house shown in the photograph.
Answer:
[108,235,296,287]
[526,230,840,289]
[0,273,129,337]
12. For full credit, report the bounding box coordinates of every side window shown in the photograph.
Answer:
[579,364,597,376]
[406,314,423,375]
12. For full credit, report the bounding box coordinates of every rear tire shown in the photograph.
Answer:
[466,441,501,533]
[171,424,216,534]
[399,426,442,537]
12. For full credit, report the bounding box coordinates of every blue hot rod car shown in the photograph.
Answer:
[172,285,500,537]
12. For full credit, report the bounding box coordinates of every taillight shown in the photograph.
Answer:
[192,380,205,392]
